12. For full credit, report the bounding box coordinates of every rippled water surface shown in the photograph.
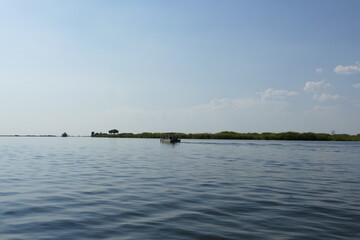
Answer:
[1,137,359,239]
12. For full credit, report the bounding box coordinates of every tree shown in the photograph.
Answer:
[62,132,68,137]
[109,129,119,134]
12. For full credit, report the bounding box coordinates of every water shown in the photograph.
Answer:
[0,137,359,240]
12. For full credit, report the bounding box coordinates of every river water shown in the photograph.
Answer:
[0,137,359,239]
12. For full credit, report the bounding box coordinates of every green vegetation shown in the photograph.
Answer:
[108,129,119,134]
[91,131,360,141]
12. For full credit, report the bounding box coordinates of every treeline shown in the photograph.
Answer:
[91,131,360,141]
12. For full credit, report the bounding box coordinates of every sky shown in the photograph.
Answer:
[1,0,360,135]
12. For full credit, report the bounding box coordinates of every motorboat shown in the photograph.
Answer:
[160,134,181,143]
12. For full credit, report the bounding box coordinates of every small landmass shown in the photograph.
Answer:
[91,130,360,141]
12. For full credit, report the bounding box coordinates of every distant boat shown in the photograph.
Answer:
[160,133,181,143]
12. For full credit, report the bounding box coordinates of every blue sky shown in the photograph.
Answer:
[1,0,360,135]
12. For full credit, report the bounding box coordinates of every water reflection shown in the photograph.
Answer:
[0,138,359,240]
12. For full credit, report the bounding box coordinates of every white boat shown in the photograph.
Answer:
[160,134,181,143]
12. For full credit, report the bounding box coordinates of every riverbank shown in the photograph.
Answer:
[91,131,360,141]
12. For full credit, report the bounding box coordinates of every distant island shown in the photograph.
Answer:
[91,131,360,141]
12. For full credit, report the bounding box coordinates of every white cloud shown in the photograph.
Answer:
[353,83,360,88]
[209,98,260,111]
[303,104,359,134]
[13,95,357,134]
[316,68,324,73]
[308,105,340,113]
[258,88,298,100]
[313,93,341,101]
[86,97,359,134]
[334,62,360,75]
[304,80,331,92]
[207,97,291,114]
[86,97,293,133]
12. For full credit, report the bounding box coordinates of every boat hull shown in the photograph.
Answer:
[160,138,181,143]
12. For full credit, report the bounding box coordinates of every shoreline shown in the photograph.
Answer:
[91,131,360,141]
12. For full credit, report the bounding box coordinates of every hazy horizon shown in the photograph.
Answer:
[1,0,360,135]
